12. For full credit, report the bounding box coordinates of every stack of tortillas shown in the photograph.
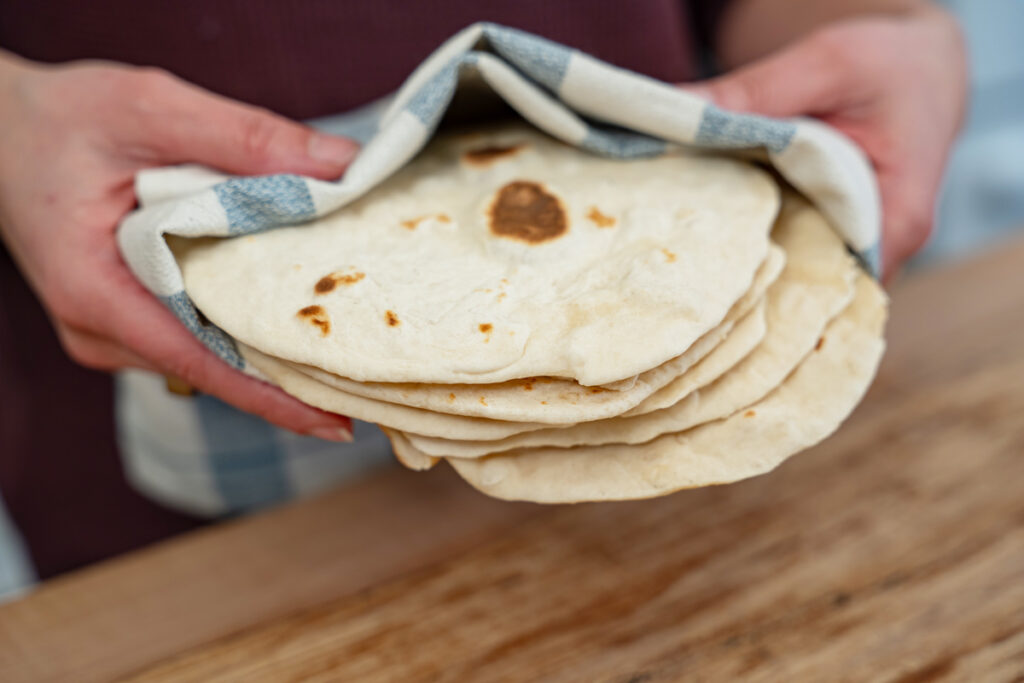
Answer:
[171,125,887,503]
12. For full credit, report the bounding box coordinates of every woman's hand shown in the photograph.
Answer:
[0,53,360,441]
[690,3,967,279]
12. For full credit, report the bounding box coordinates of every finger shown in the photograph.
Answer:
[155,326,356,441]
[126,70,359,179]
[681,33,863,117]
[878,167,936,281]
[93,272,355,440]
[55,323,161,373]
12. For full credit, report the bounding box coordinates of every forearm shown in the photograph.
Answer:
[714,0,940,67]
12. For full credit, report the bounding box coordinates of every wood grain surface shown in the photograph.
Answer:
[3,238,1024,682]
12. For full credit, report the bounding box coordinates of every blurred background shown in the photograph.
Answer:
[916,0,1024,267]
[0,1,1021,603]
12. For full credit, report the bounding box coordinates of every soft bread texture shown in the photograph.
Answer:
[621,199,850,418]
[283,246,781,424]
[240,343,544,440]
[405,195,858,457]
[175,125,778,385]
[440,274,888,502]
[381,429,439,471]
[239,294,767,437]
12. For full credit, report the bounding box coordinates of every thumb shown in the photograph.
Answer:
[684,35,851,118]
[138,71,359,179]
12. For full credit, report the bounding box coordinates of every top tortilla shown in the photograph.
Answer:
[280,245,781,424]
[174,125,779,385]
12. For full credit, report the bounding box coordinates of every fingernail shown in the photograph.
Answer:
[309,426,354,443]
[308,133,358,166]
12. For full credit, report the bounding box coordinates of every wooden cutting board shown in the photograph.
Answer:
[2,237,1024,682]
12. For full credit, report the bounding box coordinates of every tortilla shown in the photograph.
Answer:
[175,125,778,385]
[382,428,439,471]
[284,246,781,424]
[238,259,772,437]
[240,344,544,440]
[404,195,857,457]
[440,274,887,502]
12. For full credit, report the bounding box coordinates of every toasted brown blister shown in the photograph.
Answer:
[297,305,330,336]
[315,271,364,294]
[488,181,568,244]
[463,144,524,166]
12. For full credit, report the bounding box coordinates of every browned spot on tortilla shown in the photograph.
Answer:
[662,248,677,263]
[745,410,756,418]
[297,305,330,336]
[479,396,488,406]
[385,310,400,327]
[540,401,548,405]
[586,206,616,228]
[815,336,826,351]
[488,181,567,244]
[497,292,507,302]
[447,393,456,403]
[315,271,364,294]
[520,377,552,390]
[403,213,452,230]
[338,272,364,285]
[464,144,523,166]
[588,387,607,394]
[479,323,493,333]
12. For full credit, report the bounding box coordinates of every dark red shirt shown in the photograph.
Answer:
[0,0,729,119]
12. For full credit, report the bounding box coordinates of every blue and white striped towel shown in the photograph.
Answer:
[116,23,881,516]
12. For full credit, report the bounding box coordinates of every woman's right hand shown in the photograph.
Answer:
[0,51,360,441]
